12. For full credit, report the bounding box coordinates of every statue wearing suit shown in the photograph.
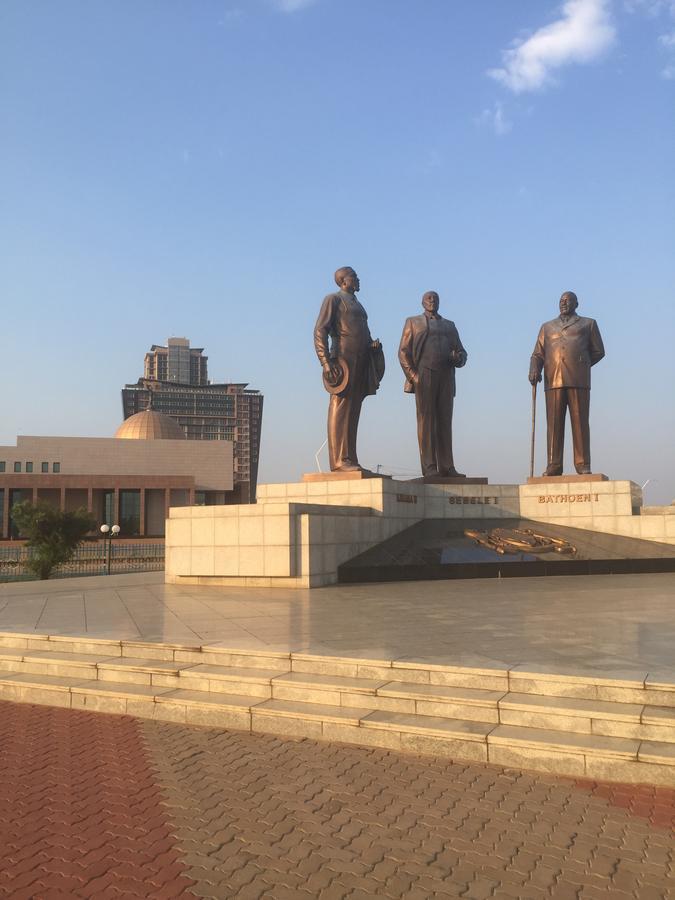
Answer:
[399,291,467,477]
[314,267,384,472]
[529,291,605,476]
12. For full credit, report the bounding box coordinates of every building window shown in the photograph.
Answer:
[13,462,21,473]
[53,462,60,473]
[26,462,33,473]
[9,489,31,538]
[41,462,48,473]
[0,462,5,473]
[119,490,141,536]
[103,490,114,525]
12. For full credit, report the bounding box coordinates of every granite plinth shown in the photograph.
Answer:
[302,471,392,483]
[165,477,674,590]
[410,476,489,485]
[527,474,609,484]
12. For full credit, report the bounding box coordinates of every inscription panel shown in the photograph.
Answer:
[448,496,499,506]
[538,493,600,504]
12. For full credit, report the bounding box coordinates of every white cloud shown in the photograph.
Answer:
[488,0,616,93]
[660,29,675,45]
[272,0,317,12]
[476,102,513,136]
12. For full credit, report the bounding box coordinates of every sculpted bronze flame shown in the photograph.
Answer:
[465,528,577,556]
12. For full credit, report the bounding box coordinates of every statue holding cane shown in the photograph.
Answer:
[529,291,605,476]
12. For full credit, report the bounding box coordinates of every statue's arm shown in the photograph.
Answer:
[589,320,605,366]
[529,326,545,384]
[452,326,467,367]
[313,295,335,368]
[398,318,416,382]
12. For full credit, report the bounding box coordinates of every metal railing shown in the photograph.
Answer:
[0,543,165,582]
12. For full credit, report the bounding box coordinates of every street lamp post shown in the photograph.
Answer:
[100,524,121,575]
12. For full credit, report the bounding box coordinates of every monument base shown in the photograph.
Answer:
[165,476,673,589]
[302,470,391,483]
[527,474,609,484]
[409,476,489,485]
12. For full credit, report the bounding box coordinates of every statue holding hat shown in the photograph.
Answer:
[314,267,384,472]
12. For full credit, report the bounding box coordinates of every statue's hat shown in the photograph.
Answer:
[322,357,349,395]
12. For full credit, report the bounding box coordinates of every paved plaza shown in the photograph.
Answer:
[0,573,674,896]
[1,571,674,675]
[0,699,673,898]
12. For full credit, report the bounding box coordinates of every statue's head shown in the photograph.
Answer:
[335,267,360,293]
[422,291,440,315]
[559,291,578,316]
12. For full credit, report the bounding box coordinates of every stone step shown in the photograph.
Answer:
[509,666,675,708]
[0,672,88,707]
[174,646,291,671]
[154,689,258,729]
[0,661,674,786]
[499,692,675,743]
[96,657,198,687]
[486,724,675,786]
[378,682,504,723]
[269,671,386,706]
[268,672,504,722]
[0,633,121,655]
[289,653,509,691]
[178,664,282,698]
[71,680,175,713]
[0,649,120,679]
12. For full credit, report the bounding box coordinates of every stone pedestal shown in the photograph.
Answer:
[520,479,640,520]
[164,476,675,590]
[302,470,390,483]
[165,478,520,589]
[409,476,489,485]
[527,474,609,484]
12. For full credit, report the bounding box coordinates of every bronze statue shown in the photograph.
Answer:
[314,267,384,472]
[398,291,467,477]
[529,291,605,476]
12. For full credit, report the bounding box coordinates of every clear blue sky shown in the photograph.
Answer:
[2,0,674,502]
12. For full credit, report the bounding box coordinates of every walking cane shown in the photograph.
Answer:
[529,382,537,479]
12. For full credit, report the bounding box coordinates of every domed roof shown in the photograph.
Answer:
[115,410,186,441]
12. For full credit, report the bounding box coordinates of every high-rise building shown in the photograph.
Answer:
[122,338,263,504]
[144,337,208,385]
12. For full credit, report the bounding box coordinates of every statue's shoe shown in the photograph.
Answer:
[543,467,563,476]
[334,463,361,473]
[442,469,466,478]
[576,468,592,475]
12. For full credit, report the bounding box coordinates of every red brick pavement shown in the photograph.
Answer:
[0,700,673,899]
[0,701,196,898]
[141,722,675,899]
[573,779,675,831]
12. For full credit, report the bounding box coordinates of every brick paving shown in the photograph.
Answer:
[141,721,675,899]
[0,701,673,899]
[0,701,196,899]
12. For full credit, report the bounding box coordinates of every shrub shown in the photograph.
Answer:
[10,501,96,580]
